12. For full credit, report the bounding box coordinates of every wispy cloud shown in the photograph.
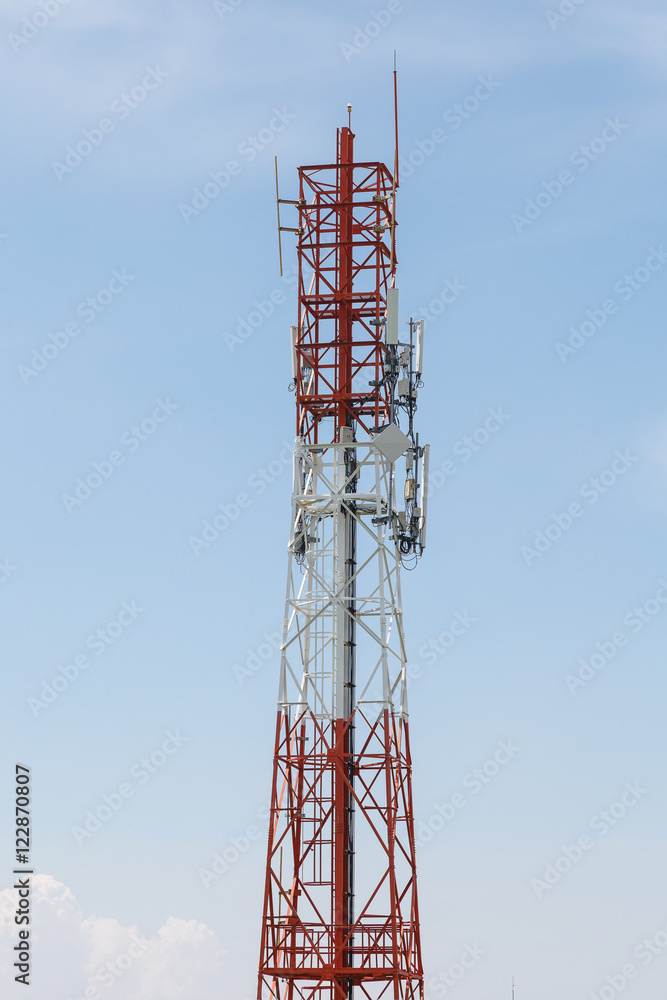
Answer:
[0,875,226,998]
[580,5,667,75]
[1,0,665,183]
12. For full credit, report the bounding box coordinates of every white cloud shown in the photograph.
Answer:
[643,418,667,467]
[389,1,667,79]
[0,875,226,1000]
[1,0,666,183]
[578,5,667,72]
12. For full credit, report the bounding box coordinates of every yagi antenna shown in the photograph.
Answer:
[274,156,283,277]
[274,156,304,277]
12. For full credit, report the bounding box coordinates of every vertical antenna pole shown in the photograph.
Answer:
[393,51,399,189]
[391,53,399,273]
[336,124,356,1000]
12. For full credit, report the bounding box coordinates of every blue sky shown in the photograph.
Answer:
[1,1,667,997]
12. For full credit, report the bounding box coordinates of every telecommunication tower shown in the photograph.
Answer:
[258,87,429,1000]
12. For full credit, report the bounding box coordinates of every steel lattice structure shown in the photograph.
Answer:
[258,120,429,1000]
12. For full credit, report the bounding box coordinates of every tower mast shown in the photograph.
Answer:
[259,100,429,1000]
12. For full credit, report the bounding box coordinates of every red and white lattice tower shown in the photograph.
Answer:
[258,107,430,1000]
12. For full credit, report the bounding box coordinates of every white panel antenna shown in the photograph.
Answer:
[290,325,298,380]
[420,444,430,548]
[386,287,399,344]
[415,320,424,376]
